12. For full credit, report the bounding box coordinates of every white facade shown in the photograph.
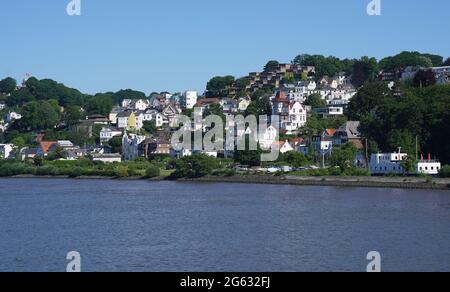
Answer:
[417,161,441,175]
[369,153,408,175]
[92,154,122,164]
[182,91,198,110]
[0,144,14,159]
[258,125,278,150]
[100,127,123,143]
[6,112,22,122]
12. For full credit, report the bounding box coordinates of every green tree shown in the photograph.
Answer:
[264,60,280,72]
[351,56,379,88]
[234,134,262,167]
[105,136,123,154]
[347,82,392,120]
[63,105,83,126]
[444,58,450,66]
[0,77,17,94]
[143,120,157,134]
[412,69,436,88]
[206,76,235,97]
[145,165,160,178]
[85,94,114,116]
[7,88,35,106]
[113,89,146,104]
[13,100,60,131]
[304,93,326,109]
[331,143,358,172]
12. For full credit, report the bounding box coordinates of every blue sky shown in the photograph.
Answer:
[1,0,449,95]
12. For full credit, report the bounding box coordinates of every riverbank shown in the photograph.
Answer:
[6,174,450,190]
[180,174,450,190]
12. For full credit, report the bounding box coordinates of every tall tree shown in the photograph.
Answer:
[264,60,280,72]
[0,77,17,94]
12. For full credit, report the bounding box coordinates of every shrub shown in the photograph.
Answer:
[69,167,83,178]
[439,165,450,178]
[114,166,129,178]
[145,165,161,178]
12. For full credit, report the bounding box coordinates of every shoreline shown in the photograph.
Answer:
[3,174,450,190]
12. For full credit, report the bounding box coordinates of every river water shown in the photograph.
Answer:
[0,178,449,272]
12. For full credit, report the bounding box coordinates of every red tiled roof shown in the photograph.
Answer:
[325,129,337,136]
[39,141,57,154]
[289,137,304,145]
[274,91,288,101]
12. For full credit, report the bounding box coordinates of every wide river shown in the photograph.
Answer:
[0,178,449,272]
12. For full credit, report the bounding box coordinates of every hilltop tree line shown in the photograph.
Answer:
[206,51,449,97]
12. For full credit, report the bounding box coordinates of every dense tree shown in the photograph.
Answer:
[347,82,392,120]
[234,134,262,167]
[293,54,349,79]
[143,120,157,134]
[25,77,84,106]
[331,143,358,172]
[304,93,326,109]
[6,88,35,106]
[206,76,235,97]
[13,100,61,131]
[63,105,83,126]
[277,151,309,167]
[379,51,435,72]
[171,154,221,178]
[85,94,114,116]
[264,60,280,72]
[0,77,17,94]
[359,84,450,164]
[245,96,272,117]
[351,57,379,88]
[113,89,146,104]
[105,136,123,154]
[412,69,436,88]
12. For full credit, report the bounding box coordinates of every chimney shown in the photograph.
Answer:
[428,153,431,162]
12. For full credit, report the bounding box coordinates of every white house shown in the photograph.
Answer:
[100,127,123,144]
[0,102,6,110]
[0,144,14,159]
[272,92,307,131]
[274,140,294,154]
[182,91,198,110]
[258,125,278,150]
[6,112,22,122]
[238,98,251,112]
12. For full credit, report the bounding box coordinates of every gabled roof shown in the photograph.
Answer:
[39,141,57,154]
[324,129,337,136]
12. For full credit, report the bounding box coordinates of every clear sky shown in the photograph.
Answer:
[1,0,449,95]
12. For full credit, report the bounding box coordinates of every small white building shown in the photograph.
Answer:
[369,152,442,175]
[0,144,14,159]
[100,127,123,144]
[92,153,122,164]
[182,91,198,110]
[6,112,22,122]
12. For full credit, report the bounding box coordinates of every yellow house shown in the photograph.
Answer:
[128,112,136,129]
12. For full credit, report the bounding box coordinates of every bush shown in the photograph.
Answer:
[439,165,450,178]
[145,165,161,178]
[114,166,129,178]
[69,167,83,178]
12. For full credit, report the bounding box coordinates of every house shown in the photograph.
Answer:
[6,112,22,122]
[0,144,14,159]
[117,110,142,130]
[109,106,122,125]
[100,127,123,144]
[313,106,344,118]
[162,104,182,127]
[312,129,335,155]
[121,99,150,111]
[181,91,198,110]
[0,102,6,110]
[20,148,38,161]
[84,115,110,125]
[369,151,424,175]
[272,92,307,131]
[122,133,146,161]
[258,125,278,150]
[139,137,171,157]
[195,98,221,115]
[273,140,294,154]
[238,97,251,112]
[36,141,57,157]
[334,121,363,149]
[91,153,122,164]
